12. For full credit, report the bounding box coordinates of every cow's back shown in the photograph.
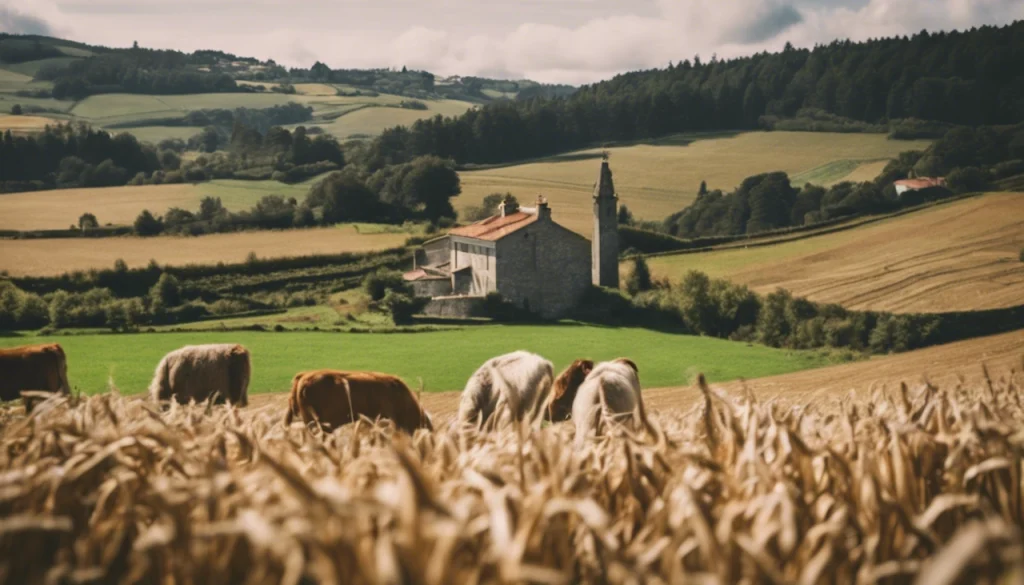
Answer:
[0,343,69,403]
[154,344,249,405]
[293,370,428,433]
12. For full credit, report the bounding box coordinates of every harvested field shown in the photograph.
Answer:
[0,178,325,231]
[458,132,932,235]
[647,192,1024,313]
[0,114,53,135]
[0,226,408,276]
[1,357,1022,584]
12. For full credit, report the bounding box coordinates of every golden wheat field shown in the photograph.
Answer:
[0,114,54,135]
[2,357,1023,585]
[647,193,1024,313]
[0,180,323,232]
[0,226,408,276]
[457,132,932,236]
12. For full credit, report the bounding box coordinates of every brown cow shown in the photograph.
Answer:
[0,343,71,411]
[285,370,433,433]
[546,359,594,422]
[149,344,250,406]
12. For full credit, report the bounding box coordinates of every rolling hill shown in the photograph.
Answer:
[457,132,932,236]
[645,192,1024,313]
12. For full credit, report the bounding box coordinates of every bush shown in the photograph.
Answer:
[11,104,22,116]
[946,166,987,193]
[134,210,164,236]
[149,273,182,309]
[380,290,425,325]
[363,269,407,301]
[625,256,652,296]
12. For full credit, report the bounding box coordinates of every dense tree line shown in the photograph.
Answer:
[367,22,1024,166]
[305,155,461,225]
[664,122,1024,238]
[0,37,63,63]
[34,47,242,99]
[0,123,168,192]
[111,103,314,135]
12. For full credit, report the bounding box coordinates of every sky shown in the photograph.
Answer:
[2,0,1023,85]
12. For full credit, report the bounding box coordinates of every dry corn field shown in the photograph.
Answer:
[2,361,1024,585]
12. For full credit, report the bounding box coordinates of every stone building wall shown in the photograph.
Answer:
[495,216,591,319]
[450,236,496,295]
[410,278,451,298]
[421,296,487,318]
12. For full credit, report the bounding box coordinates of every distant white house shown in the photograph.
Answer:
[894,177,946,196]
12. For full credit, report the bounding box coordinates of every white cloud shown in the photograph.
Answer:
[3,0,1022,84]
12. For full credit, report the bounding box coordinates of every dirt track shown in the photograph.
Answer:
[251,329,1024,421]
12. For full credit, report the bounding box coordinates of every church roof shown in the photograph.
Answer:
[448,211,538,241]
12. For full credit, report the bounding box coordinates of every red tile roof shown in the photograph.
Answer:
[894,177,946,190]
[403,269,447,281]
[447,211,538,241]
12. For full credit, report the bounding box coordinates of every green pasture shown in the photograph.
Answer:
[0,326,835,395]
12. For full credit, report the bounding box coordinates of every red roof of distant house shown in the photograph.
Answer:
[403,269,448,281]
[448,211,538,241]
[894,177,946,190]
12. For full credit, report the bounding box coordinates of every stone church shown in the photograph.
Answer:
[404,160,620,319]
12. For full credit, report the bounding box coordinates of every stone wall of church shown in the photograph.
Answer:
[495,218,591,319]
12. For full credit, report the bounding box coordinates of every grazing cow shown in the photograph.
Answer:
[285,370,433,433]
[572,358,644,445]
[149,344,250,406]
[457,351,555,429]
[546,359,594,422]
[0,343,71,410]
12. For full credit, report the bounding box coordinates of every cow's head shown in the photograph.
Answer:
[547,359,594,422]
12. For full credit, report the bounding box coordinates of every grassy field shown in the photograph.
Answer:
[0,176,331,231]
[111,125,205,144]
[646,192,1024,313]
[457,132,932,235]
[41,91,476,141]
[0,326,836,395]
[0,225,409,276]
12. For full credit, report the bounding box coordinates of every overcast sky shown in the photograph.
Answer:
[3,0,1023,84]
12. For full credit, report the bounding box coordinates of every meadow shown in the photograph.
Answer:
[0,225,409,276]
[645,192,1024,313]
[456,132,932,235]
[0,326,836,395]
[7,88,475,142]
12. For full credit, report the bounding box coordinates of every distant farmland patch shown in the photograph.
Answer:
[0,225,409,276]
[0,114,53,135]
[646,192,1024,313]
[457,132,932,235]
[0,178,328,231]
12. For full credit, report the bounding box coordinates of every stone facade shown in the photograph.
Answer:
[494,209,591,319]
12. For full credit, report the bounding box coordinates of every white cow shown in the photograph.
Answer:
[572,358,644,445]
[149,344,250,406]
[457,350,554,429]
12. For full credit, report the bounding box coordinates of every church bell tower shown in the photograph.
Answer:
[592,158,619,288]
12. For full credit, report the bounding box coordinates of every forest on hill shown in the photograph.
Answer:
[366,21,1024,166]
[0,34,573,103]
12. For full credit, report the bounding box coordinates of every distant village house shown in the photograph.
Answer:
[894,177,946,196]
[404,160,620,319]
